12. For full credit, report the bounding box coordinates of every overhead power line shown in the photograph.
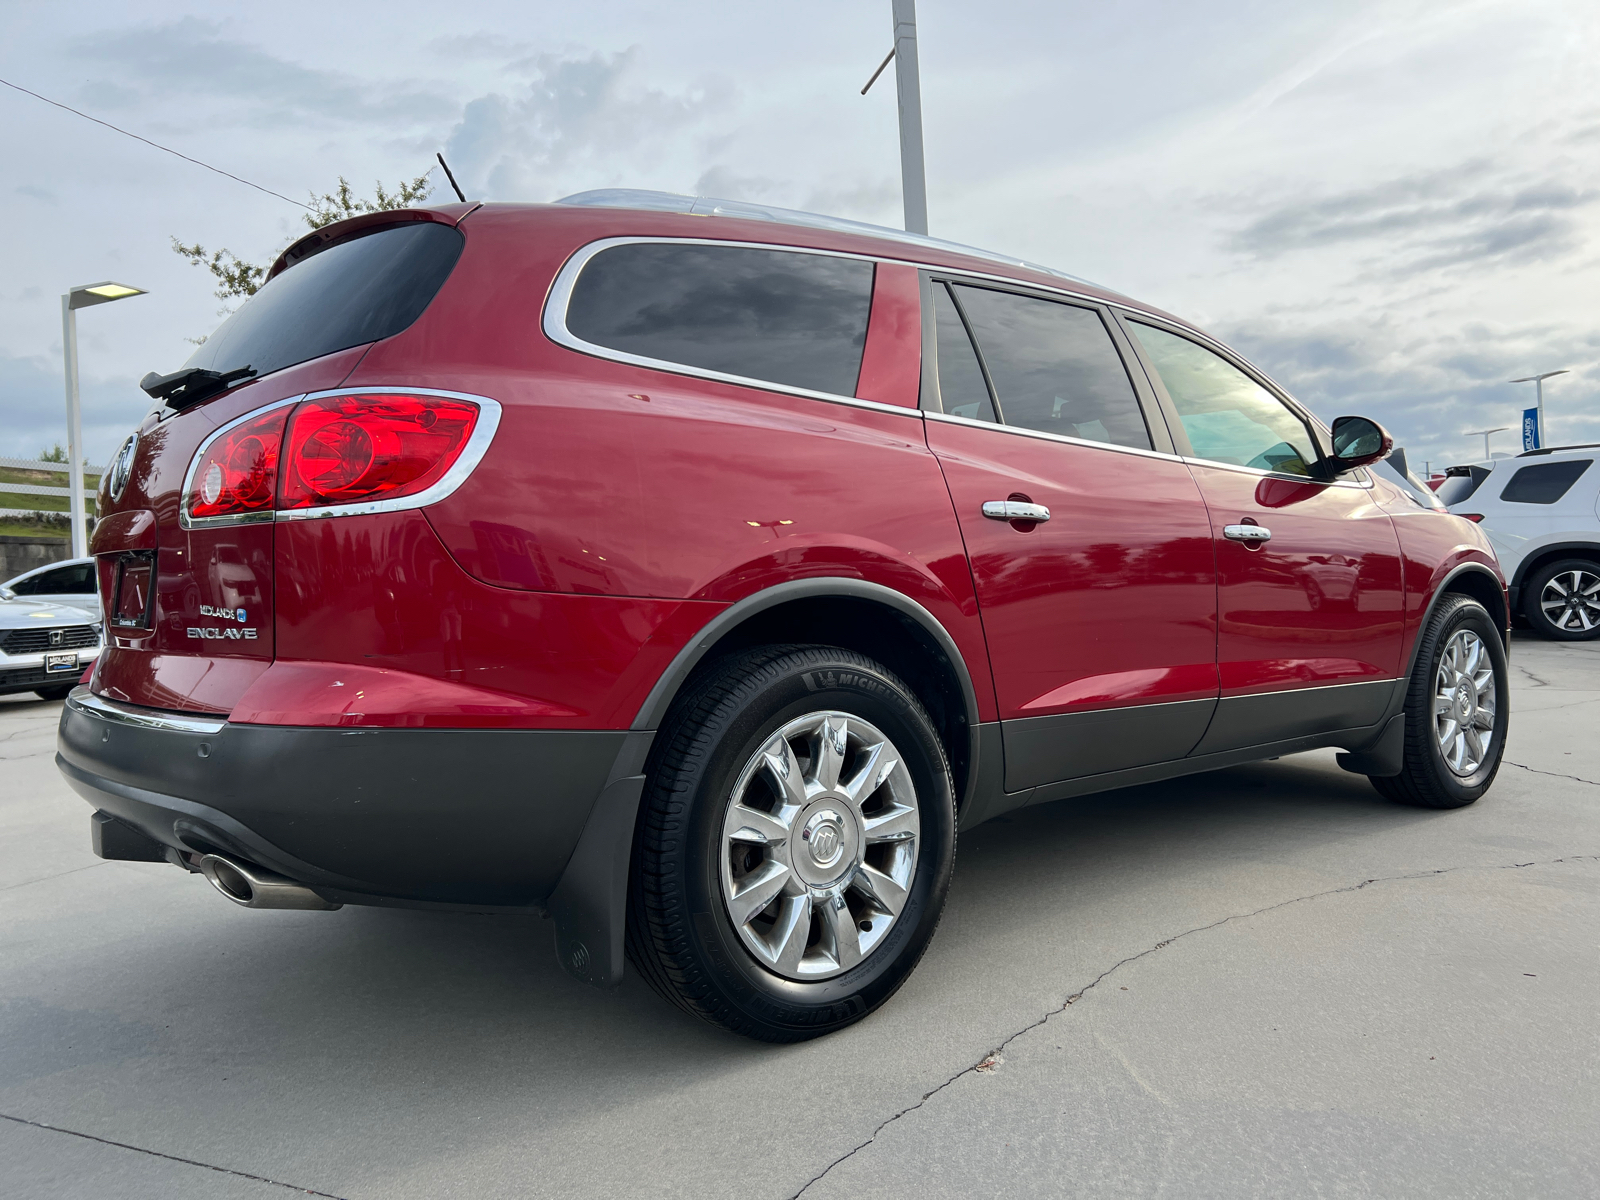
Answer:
[0,76,311,209]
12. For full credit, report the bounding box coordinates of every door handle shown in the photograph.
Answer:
[1223,523,1272,543]
[982,500,1051,523]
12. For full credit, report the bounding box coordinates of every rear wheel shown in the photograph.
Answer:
[627,645,956,1041]
[1523,557,1600,640]
[1371,595,1508,809]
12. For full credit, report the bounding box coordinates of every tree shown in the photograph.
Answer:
[38,445,68,464]
[173,171,435,303]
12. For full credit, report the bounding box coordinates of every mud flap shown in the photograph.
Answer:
[1336,712,1406,778]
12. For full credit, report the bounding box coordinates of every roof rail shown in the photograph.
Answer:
[1517,443,1600,457]
[553,188,1115,294]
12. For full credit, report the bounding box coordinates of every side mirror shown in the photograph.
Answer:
[1327,415,1393,473]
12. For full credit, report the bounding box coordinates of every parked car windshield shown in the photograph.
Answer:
[565,243,874,397]
[182,222,464,381]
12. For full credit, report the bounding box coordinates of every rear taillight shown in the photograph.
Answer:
[280,393,479,510]
[1460,513,1485,523]
[182,391,491,526]
[186,407,289,520]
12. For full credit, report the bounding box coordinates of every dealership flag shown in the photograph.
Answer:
[1523,408,1541,451]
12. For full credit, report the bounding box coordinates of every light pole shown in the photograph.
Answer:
[861,0,929,235]
[62,282,146,557]
[1464,426,1510,461]
[1508,370,1569,450]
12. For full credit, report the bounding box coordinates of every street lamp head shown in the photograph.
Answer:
[1508,370,1569,384]
[68,281,146,310]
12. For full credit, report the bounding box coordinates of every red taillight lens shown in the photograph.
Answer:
[1461,513,1485,523]
[187,408,287,519]
[279,393,479,510]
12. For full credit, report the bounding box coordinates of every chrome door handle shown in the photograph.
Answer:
[982,500,1051,523]
[1223,523,1271,543]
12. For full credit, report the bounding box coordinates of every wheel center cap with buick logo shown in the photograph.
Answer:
[802,810,846,869]
[108,432,139,501]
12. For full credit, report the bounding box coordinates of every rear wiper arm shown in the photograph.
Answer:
[139,364,256,410]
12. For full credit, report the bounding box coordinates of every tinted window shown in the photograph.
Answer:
[1130,322,1318,476]
[952,286,1150,450]
[183,222,464,381]
[1435,466,1490,506]
[12,563,92,595]
[1500,459,1592,504]
[567,244,874,397]
[932,284,996,422]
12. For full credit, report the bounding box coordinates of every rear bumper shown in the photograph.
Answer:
[57,689,629,908]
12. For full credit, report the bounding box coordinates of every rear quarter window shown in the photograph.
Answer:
[1499,459,1592,504]
[563,243,874,397]
[182,222,464,382]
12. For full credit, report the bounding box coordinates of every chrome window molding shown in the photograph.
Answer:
[274,386,502,523]
[178,387,503,529]
[543,236,925,421]
[925,409,1188,467]
[67,689,227,735]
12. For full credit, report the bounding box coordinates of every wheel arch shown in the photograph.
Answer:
[1407,563,1508,681]
[631,578,982,815]
[1509,540,1600,595]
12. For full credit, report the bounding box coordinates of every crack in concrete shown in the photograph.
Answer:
[787,853,1599,1199]
[1506,760,1600,788]
[0,860,108,893]
[1513,663,1554,688]
[0,1112,348,1197]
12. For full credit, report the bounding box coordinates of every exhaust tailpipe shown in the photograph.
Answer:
[197,854,342,911]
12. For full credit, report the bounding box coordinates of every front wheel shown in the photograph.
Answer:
[1371,595,1508,808]
[627,645,956,1041]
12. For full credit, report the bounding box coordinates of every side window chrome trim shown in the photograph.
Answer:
[542,236,922,420]
[925,409,1188,466]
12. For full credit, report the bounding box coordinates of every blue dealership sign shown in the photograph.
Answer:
[1523,408,1541,451]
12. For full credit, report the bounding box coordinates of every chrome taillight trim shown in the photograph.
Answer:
[273,387,502,523]
[177,387,502,529]
[67,688,228,734]
[179,397,303,531]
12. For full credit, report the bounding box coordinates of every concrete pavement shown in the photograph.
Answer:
[2,633,1596,1198]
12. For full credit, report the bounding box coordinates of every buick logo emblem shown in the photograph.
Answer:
[49,629,64,646]
[108,432,138,501]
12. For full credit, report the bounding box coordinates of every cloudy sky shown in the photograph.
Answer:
[2,0,1595,472]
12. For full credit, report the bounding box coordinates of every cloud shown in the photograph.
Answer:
[72,17,454,128]
[1221,315,1600,467]
[0,353,149,465]
[443,48,728,201]
[1226,161,1598,275]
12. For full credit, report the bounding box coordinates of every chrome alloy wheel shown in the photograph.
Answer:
[719,711,920,981]
[1433,629,1498,776]
[1540,568,1600,633]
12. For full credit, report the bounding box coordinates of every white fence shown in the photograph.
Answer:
[0,456,106,521]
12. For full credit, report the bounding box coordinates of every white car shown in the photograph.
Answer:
[1438,443,1600,639]
[0,595,103,700]
[1,556,101,617]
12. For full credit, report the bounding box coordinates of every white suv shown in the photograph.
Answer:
[1439,444,1600,639]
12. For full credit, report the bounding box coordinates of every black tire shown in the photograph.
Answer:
[1371,595,1508,809]
[626,645,956,1041]
[33,684,74,701]
[1521,557,1600,640]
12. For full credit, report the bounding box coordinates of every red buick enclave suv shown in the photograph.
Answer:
[61,191,1509,1040]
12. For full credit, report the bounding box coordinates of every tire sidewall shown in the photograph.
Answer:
[1417,599,1509,799]
[672,652,955,1033]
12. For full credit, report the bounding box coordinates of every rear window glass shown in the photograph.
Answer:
[182,222,464,381]
[565,243,874,397]
[1499,459,1592,504]
[955,286,1149,449]
[1435,467,1489,506]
